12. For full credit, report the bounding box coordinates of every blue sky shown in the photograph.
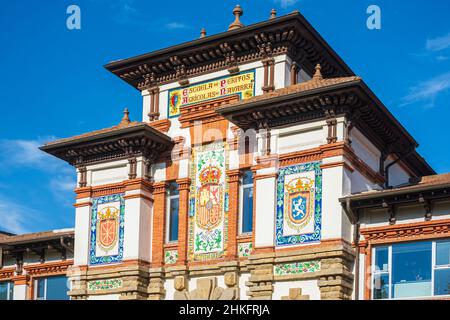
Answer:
[1,0,449,234]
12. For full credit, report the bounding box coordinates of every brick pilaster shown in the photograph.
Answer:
[226,169,242,259]
[151,182,168,267]
[176,178,191,265]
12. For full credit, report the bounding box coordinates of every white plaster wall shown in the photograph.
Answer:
[74,205,90,266]
[123,197,152,261]
[272,280,321,300]
[254,176,276,247]
[385,155,412,187]
[350,128,381,173]
[13,284,27,300]
[321,166,347,241]
[361,201,450,229]
[153,162,166,182]
[277,127,325,154]
[88,161,128,187]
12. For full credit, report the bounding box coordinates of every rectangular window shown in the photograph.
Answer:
[0,281,13,300]
[166,181,179,243]
[372,239,450,299]
[35,276,69,300]
[240,170,253,234]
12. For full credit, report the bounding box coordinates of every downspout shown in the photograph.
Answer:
[344,198,360,300]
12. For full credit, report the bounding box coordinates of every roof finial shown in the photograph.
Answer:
[228,5,244,31]
[312,64,323,81]
[200,28,206,38]
[118,108,131,127]
[270,9,277,19]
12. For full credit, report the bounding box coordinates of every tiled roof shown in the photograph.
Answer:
[43,121,143,147]
[0,229,74,245]
[223,65,361,109]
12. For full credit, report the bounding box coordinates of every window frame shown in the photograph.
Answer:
[239,170,254,235]
[371,239,450,300]
[0,281,14,300]
[165,181,180,244]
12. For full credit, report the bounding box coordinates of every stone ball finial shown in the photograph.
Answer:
[270,9,277,19]
[200,28,206,38]
[118,108,131,127]
[228,5,244,31]
[312,64,323,81]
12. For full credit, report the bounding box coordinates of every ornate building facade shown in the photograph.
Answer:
[2,6,450,300]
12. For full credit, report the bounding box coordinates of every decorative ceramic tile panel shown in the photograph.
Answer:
[88,278,123,291]
[167,70,255,118]
[238,242,253,257]
[164,250,178,265]
[274,261,321,276]
[188,142,229,261]
[276,162,322,246]
[89,193,125,265]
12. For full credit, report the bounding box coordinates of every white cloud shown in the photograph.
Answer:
[165,22,188,30]
[49,175,77,207]
[0,136,70,173]
[0,197,41,234]
[426,33,450,52]
[274,0,299,8]
[401,72,450,108]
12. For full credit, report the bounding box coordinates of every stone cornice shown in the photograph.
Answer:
[41,123,174,167]
[104,12,354,89]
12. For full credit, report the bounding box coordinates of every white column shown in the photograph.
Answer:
[254,169,277,248]
[122,194,153,262]
[73,202,91,266]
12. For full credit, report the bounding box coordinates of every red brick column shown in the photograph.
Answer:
[226,169,242,259]
[151,182,168,267]
[176,178,191,265]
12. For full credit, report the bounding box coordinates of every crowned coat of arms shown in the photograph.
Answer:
[196,165,223,231]
[97,206,120,252]
[285,177,315,232]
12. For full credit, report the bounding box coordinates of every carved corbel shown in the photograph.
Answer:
[257,120,271,156]
[324,107,337,144]
[382,200,396,225]
[170,55,189,86]
[258,41,275,93]
[77,165,87,188]
[419,194,433,221]
[128,157,137,180]
[221,42,239,74]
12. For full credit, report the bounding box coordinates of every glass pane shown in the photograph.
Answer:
[242,170,253,185]
[168,182,179,196]
[169,197,179,241]
[436,241,450,266]
[374,247,389,272]
[434,268,450,296]
[392,241,432,298]
[373,273,389,299]
[36,278,46,299]
[242,186,253,233]
[0,282,8,300]
[45,276,69,300]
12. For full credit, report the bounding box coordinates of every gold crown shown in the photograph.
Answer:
[286,177,313,193]
[98,206,119,219]
[199,165,221,185]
